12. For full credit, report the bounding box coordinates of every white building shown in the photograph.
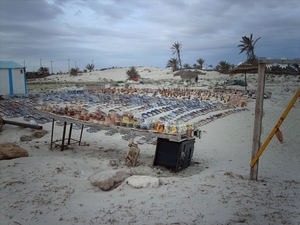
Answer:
[0,61,27,96]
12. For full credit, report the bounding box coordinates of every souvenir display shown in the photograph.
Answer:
[0,87,250,140]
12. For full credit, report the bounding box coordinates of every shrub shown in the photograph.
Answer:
[126,66,141,80]
[70,67,79,76]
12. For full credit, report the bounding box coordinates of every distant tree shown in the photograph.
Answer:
[238,33,261,60]
[208,65,214,70]
[171,42,183,69]
[238,34,261,91]
[86,63,95,72]
[70,67,79,76]
[166,58,179,71]
[37,67,49,75]
[246,54,259,65]
[183,63,192,69]
[216,61,231,74]
[192,63,198,69]
[126,66,141,80]
[196,58,205,69]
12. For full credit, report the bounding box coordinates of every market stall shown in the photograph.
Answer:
[1,88,250,171]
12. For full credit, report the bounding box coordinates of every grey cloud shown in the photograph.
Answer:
[0,0,299,73]
[0,0,63,23]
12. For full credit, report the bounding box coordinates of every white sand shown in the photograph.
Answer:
[0,67,299,224]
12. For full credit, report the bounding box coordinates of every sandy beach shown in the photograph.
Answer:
[0,67,299,225]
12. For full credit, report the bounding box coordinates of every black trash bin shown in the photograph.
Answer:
[153,138,195,172]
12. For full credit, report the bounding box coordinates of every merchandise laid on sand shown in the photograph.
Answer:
[0,67,299,225]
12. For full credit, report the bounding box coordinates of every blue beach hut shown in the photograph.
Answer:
[0,61,27,95]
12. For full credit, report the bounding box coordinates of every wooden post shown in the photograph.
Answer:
[50,119,55,150]
[244,70,247,92]
[250,62,265,180]
[0,116,3,132]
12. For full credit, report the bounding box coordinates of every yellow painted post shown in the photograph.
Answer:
[250,88,300,167]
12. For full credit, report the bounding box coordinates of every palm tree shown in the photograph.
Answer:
[86,63,95,72]
[249,55,259,66]
[196,58,205,69]
[183,63,192,69]
[37,67,49,75]
[171,42,182,69]
[166,58,179,71]
[216,61,231,74]
[238,33,261,60]
[70,67,79,76]
[238,34,261,91]
[126,66,141,80]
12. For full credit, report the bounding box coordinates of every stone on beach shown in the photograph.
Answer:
[126,175,160,188]
[88,169,133,191]
[0,142,29,160]
[32,129,48,138]
[20,135,32,141]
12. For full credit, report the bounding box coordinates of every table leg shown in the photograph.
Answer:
[68,123,73,145]
[61,121,67,151]
[50,119,54,150]
[79,125,84,145]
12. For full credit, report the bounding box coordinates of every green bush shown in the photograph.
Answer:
[126,66,141,80]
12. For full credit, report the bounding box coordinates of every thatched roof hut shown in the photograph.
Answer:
[173,69,206,79]
[230,62,258,91]
[230,62,258,75]
[173,69,187,77]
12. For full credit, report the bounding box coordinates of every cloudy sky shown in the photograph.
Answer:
[0,0,299,73]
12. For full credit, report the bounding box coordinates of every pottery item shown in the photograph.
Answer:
[111,112,116,124]
[96,107,101,115]
[104,116,112,126]
[128,113,134,120]
[75,105,82,112]
[69,109,75,117]
[276,129,283,143]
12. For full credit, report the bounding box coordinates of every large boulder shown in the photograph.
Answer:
[0,142,29,160]
[126,175,160,188]
[88,169,133,191]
